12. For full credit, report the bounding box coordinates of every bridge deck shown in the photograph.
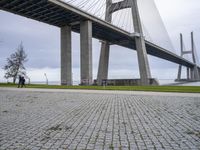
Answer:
[0,0,195,68]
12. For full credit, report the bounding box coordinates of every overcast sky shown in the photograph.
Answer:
[0,0,200,83]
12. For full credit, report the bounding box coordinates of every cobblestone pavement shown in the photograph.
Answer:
[0,88,200,150]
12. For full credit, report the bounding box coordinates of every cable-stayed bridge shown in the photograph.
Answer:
[0,0,200,85]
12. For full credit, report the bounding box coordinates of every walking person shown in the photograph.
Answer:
[21,76,26,88]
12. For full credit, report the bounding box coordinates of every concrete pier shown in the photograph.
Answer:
[61,25,72,85]
[177,65,182,80]
[80,20,93,85]
[190,66,199,81]
[97,0,112,85]
[187,67,190,80]
[97,41,110,85]
[131,0,151,85]
[193,66,200,80]
[190,68,195,80]
[198,68,200,78]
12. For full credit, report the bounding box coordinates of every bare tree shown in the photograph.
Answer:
[3,43,28,83]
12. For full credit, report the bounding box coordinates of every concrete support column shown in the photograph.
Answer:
[191,32,200,80]
[97,0,112,85]
[131,0,151,85]
[135,37,151,85]
[193,65,200,80]
[190,66,199,81]
[61,25,72,85]
[198,68,200,80]
[80,20,93,85]
[187,67,190,80]
[190,68,195,80]
[176,34,183,81]
[97,41,110,85]
[177,65,182,80]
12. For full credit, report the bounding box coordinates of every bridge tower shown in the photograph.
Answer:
[97,0,152,85]
[176,32,200,81]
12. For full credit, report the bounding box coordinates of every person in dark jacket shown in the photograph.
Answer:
[21,76,26,88]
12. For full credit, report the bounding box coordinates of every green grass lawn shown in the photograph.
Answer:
[0,82,200,93]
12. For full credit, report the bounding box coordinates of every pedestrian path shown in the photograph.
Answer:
[0,88,199,149]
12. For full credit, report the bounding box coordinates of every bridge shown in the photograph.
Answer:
[1,0,200,85]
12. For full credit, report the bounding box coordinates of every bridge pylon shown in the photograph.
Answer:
[97,0,112,86]
[176,32,200,82]
[97,0,152,85]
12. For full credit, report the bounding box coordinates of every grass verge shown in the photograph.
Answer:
[0,83,200,93]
